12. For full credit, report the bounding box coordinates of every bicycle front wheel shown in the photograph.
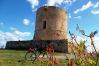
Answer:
[25,51,36,61]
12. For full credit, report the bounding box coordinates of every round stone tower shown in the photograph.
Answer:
[34,6,67,40]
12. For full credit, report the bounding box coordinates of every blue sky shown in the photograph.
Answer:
[0,0,99,51]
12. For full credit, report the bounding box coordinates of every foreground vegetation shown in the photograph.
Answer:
[68,25,99,66]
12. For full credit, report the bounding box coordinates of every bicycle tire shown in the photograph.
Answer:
[25,51,36,61]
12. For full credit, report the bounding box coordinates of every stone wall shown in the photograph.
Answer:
[5,40,33,50]
[6,39,68,53]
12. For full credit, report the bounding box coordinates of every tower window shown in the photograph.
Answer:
[44,7,47,11]
[43,21,46,29]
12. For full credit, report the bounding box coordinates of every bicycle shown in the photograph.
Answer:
[25,47,50,63]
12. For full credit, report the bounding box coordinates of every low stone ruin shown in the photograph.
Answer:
[6,39,68,53]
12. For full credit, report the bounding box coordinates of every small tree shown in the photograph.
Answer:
[76,24,98,66]
[69,24,98,66]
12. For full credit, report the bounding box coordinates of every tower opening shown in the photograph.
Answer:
[43,21,46,29]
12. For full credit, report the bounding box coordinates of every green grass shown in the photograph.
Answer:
[0,50,42,66]
[0,50,68,66]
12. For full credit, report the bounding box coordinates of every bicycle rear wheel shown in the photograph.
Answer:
[25,51,36,61]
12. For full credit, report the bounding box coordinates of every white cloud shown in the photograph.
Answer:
[76,36,83,40]
[27,0,39,8]
[46,0,76,6]
[47,0,64,6]
[87,46,93,52]
[27,0,39,11]
[23,19,30,26]
[94,36,99,51]
[14,30,31,37]
[74,1,93,14]
[0,30,32,48]
[63,0,76,5]
[74,1,99,14]
[76,36,87,43]
[32,8,38,12]
[87,36,99,52]
[74,16,81,19]
[84,36,99,52]
[91,10,99,14]
[91,2,99,15]
[27,0,76,11]
[94,2,99,8]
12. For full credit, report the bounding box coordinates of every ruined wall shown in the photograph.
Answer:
[5,40,33,50]
[6,40,68,53]
[34,6,67,40]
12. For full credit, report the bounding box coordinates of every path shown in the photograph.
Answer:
[39,53,75,59]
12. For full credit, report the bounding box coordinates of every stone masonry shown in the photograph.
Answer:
[34,6,67,40]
